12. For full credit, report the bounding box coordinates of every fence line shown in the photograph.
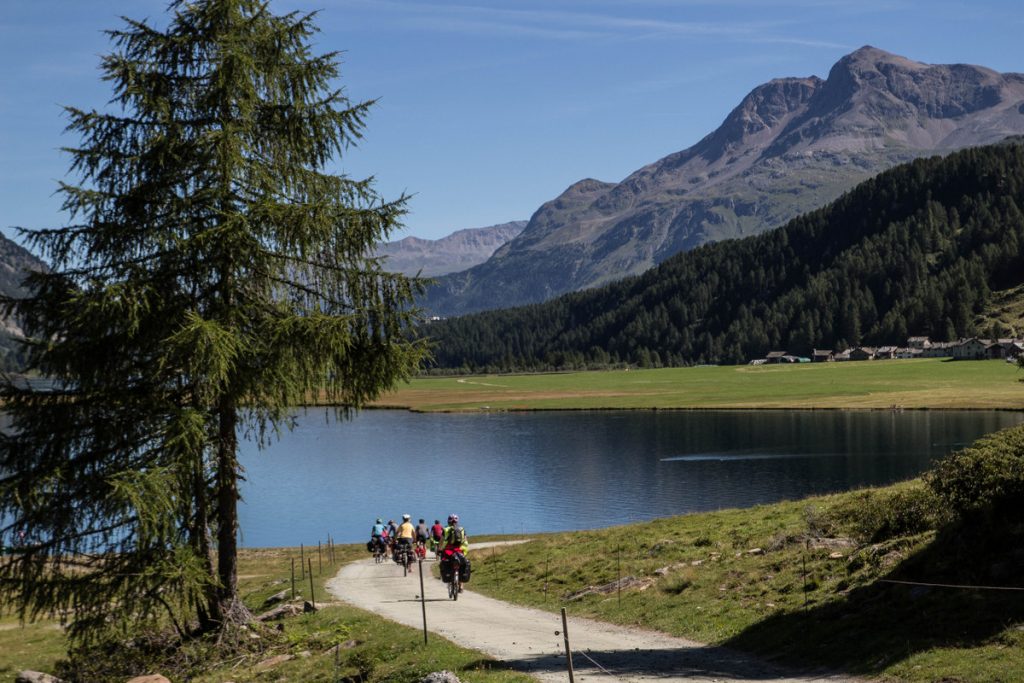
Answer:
[575,649,618,677]
[880,579,1024,592]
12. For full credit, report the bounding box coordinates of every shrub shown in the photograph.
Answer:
[926,424,1024,525]
[826,483,946,543]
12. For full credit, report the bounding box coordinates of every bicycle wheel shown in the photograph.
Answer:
[403,552,408,577]
[449,568,460,600]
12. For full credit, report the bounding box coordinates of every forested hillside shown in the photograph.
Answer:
[424,141,1024,372]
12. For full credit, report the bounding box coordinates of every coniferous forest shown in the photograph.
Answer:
[424,141,1024,372]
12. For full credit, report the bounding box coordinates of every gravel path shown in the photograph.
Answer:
[326,542,861,683]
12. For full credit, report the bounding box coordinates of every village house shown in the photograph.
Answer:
[875,345,898,359]
[812,349,835,362]
[850,346,876,361]
[833,349,852,361]
[987,339,1024,360]
[907,336,932,349]
[952,338,990,360]
[895,347,921,359]
[765,351,788,364]
[920,342,955,358]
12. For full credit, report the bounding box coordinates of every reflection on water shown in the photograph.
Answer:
[237,409,1024,547]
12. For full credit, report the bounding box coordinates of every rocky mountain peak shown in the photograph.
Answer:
[699,76,822,160]
[423,48,1024,317]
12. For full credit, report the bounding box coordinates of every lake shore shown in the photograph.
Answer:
[367,358,1024,412]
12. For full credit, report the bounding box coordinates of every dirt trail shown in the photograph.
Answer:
[326,542,860,683]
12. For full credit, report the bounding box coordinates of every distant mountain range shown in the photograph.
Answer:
[0,232,48,369]
[375,221,526,277]
[425,141,1024,371]
[424,46,1024,317]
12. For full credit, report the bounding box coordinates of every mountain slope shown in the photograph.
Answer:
[0,232,49,369]
[375,221,525,277]
[424,140,1024,370]
[425,47,1024,316]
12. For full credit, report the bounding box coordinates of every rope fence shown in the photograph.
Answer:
[879,578,1024,591]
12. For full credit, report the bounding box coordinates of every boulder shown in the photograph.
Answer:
[326,639,360,656]
[261,589,290,607]
[255,654,294,671]
[256,603,303,621]
[421,672,462,683]
[16,673,65,683]
[125,676,171,683]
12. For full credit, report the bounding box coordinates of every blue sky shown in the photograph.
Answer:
[2,1,1022,245]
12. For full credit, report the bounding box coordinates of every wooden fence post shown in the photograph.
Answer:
[308,557,316,609]
[560,607,575,683]
[419,559,428,645]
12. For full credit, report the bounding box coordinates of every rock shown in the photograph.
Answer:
[807,536,857,550]
[16,672,65,683]
[829,551,845,559]
[255,654,294,671]
[747,548,765,555]
[326,639,360,655]
[421,671,462,683]
[262,589,290,607]
[690,559,703,566]
[297,650,312,658]
[125,676,171,683]
[256,603,303,621]
[565,575,652,601]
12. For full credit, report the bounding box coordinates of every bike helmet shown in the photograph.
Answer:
[402,513,411,521]
[376,518,382,524]
[450,514,459,523]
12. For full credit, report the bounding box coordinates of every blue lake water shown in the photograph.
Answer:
[237,409,1024,547]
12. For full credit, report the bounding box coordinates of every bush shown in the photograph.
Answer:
[826,483,946,543]
[926,424,1024,525]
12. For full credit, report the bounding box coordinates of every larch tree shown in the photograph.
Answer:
[0,0,427,641]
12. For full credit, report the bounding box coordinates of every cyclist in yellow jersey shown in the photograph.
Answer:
[395,514,416,571]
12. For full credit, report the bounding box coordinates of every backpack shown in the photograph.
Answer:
[448,525,464,546]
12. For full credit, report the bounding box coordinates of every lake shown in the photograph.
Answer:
[237,409,1024,547]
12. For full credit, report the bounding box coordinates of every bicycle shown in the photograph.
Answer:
[373,540,386,564]
[394,541,413,576]
[448,565,460,600]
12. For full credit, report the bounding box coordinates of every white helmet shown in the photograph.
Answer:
[402,513,411,521]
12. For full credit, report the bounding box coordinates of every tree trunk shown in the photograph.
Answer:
[213,395,250,627]
[193,451,215,632]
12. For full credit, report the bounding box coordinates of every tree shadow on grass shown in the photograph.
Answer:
[723,525,1024,676]
[464,644,835,681]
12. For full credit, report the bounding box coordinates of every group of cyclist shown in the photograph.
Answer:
[369,513,470,591]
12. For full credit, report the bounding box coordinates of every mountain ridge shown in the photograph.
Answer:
[425,140,1024,371]
[424,46,1024,317]
[374,220,525,277]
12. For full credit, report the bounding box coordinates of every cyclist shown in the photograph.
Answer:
[439,513,469,592]
[430,519,445,557]
[394,514,416,571]
[369,517,387,555]
[415,518,430,557]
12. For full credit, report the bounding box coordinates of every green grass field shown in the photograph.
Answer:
[375,358,1024,412]
[1,545,533,683]
[466,484,1024,682]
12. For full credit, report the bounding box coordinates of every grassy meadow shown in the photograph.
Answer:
[374,358,1024,412]
[466,484,1024,682]
[1,545,533,683]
